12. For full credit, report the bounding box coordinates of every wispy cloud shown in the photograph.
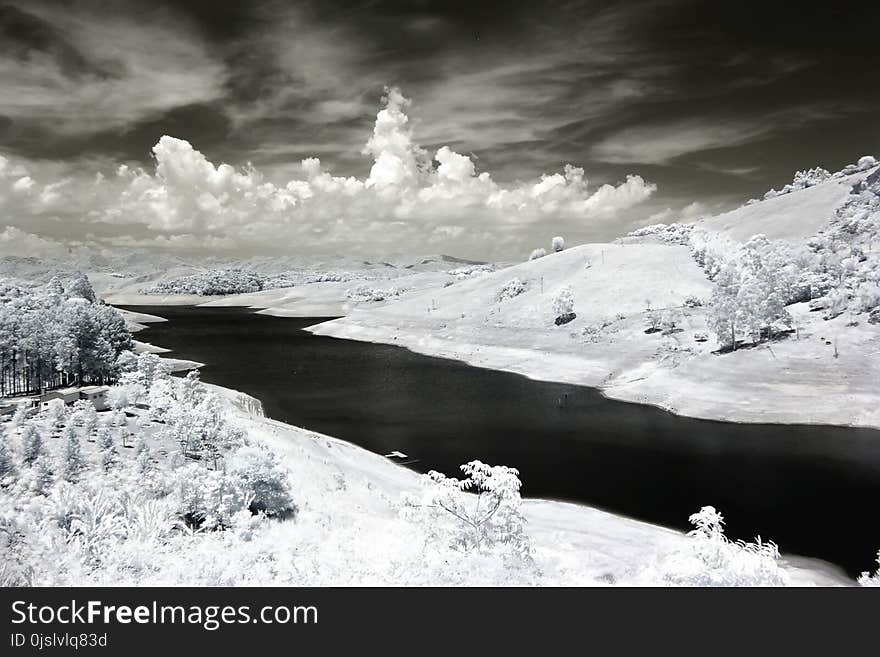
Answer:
[0,1,226,137]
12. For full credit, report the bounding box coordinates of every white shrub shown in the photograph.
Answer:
[226,445,296,517]
[552,285,576,325]
[171,464,251,530]
[551,236,565,252]
[528,248,547,261]
[401,460,530,559]
[859,551,880,586]
[651,506,787,586]
[498,278,527,302]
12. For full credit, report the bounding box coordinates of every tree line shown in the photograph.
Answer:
[0,272,132,397]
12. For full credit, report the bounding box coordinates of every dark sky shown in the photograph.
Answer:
[0,0,878,256]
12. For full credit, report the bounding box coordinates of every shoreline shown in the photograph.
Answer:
[121,302,857,585]
[305,318,880,431]
[113,297,880,431]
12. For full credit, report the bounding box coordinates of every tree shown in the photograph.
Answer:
[61,425,85,483]
[66,272,97,303]
[134,436,152,474]
[80,404,99,442]
[226,445,295,517]
[0,428,15,479]
[552,286,576,325]
[403,460,530,557]
[31,455,53,495]
[528,248,547,261]
[98,426,116,472]
[707,259,742,350]
[551,236,565,252]
[21,425,44,466]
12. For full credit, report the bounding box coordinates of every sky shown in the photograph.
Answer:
[0,0,878,260]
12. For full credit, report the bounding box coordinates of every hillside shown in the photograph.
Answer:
[304,158,880,428]
[696,167,871,242]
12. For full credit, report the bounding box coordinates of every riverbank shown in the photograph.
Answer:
[302,243,880,430]
[211,383,852,586]
[122,306,855,585]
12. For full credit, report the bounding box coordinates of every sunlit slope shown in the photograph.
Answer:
[697,167,874,242]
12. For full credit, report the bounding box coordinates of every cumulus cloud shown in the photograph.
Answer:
[0,89,657,258]
[0,225,69,258]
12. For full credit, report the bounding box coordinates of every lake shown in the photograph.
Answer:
[125,304,880,577]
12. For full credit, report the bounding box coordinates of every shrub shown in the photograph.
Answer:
[171,464,251,530]
[402,461,530,558]
[498,278,527,302]
[653,506,787,586]
[551,236,565,252]
[528,248,547,261]
[859,551,880,586]
[226,445,296,518]
[552,286,576,325]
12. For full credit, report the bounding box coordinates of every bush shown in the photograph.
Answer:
[652,506,787,586]
[498,278,527,302]
[859,551,880,586]
[226,445,296,518]
[552,286,576,325]
[171,464,251,530]
[402,460,530,558]
[528,248,547,261]
[551,236,565,252]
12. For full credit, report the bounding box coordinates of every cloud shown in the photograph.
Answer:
[0,1,226,138]
[0,225,69,258]
[0,89,657,258]
[591,121,772,165]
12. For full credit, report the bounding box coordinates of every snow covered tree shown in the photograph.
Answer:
[61,425,84,483]
[552,286,576,325]
[551,236,565,252]
[20,425,44,466]
[528,248,547,261]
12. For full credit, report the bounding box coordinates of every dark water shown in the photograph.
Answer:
[126,305,880,577]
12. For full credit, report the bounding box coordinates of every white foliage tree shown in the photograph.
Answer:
[402,460,531,558]
[20,425,44,466]
[552,285,576,325]
[98,426,116,472]
[0,428,14,479]
[61,425,84,483]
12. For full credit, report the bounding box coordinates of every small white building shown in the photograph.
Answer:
[39,387,80,409]
[39,385,111,411]
[79,386,110,411]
